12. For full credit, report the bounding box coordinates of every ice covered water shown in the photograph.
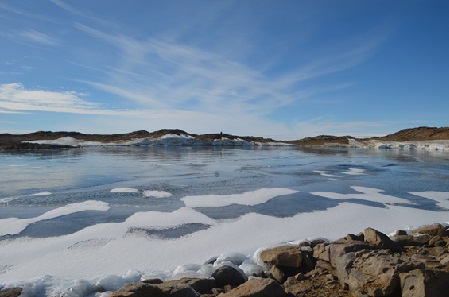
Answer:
[1,146,449,296]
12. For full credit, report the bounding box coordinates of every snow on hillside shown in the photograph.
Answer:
[24,134,291,147]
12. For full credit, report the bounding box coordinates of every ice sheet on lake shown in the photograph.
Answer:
[0,200,109,236]
[181,188,298,207]
[1,199,449,296]
[312,186,410,205]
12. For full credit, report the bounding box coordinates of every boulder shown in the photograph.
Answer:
[346,250,400,296]
[400,269,449,297]
[269,265,286,283]
[391,233,431,247]
[163,277,216,294]
[0,288,22,297]
[269,265,302,283]
[313,243,330,262]
[260,245,302,268]
[413,224,447,237]
[109,282,200,297]
[364,227,403,252]
[220,278,286,297]
[212,265,246,288]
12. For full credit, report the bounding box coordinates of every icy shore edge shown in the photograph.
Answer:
[2,223,449,297]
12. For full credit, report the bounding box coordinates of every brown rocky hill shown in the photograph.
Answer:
[378,126,449,141]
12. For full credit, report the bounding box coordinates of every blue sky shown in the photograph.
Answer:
[1,0,448,139]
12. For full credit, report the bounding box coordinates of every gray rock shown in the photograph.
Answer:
[212,265,246,288]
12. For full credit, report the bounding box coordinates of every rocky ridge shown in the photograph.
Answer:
[94,223,449,297]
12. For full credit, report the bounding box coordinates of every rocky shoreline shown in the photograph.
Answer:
[105,223,449,297]
[1,223,449,296]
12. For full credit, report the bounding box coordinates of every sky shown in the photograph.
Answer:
[0,0,448,140]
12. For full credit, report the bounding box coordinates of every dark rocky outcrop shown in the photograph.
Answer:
[0,288,22,297]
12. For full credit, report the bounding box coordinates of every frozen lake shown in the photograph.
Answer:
[1,146,449,296]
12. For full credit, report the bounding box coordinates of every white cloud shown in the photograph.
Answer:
[0,83,101,114]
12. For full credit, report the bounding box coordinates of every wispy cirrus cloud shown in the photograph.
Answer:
[0,2,55,23]
[75,23,381,116]
[0,29,59,46]
[49,0,115,27]
[16,29,59,46]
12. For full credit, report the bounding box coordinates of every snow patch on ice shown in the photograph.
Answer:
[32,191,52,196]
[0,200,110,236]
[110,188,139,193]
[312,186,409,205]
[142,190,172,198]
[342,168,366,175]
[410,192,449,209]
[314,170,336,177]
[181,188,298,207]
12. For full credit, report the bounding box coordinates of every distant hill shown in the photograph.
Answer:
[0,126,448,150]
[377,126,449,141]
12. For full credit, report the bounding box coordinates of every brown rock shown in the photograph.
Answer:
[429,235,446,247]
[269,265,286,283]
[400,269,449,297]
[312,243,330,262]
[110,282,200,297]
[260,245,302,268]
[413,224,447,237]
[164,278,216,294]
[283,276,312,296]
[364,227,403,252]
[220,278,286,297]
